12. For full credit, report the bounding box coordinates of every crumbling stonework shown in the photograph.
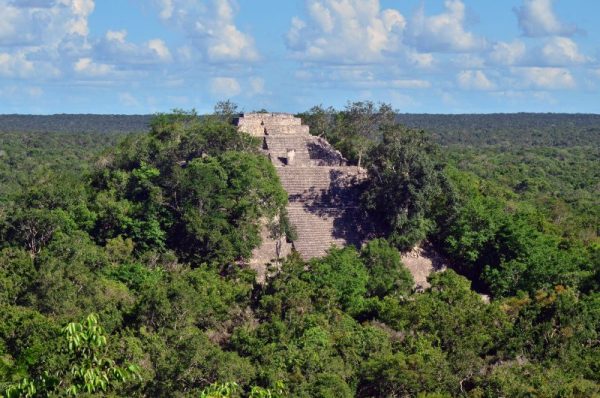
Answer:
[235,113,367,271]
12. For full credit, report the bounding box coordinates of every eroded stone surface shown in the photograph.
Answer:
[400,244,448,291]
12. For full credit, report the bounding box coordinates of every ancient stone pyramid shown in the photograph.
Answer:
[235,113,368,269]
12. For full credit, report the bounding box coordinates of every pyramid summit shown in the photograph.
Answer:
[235,112,368,272]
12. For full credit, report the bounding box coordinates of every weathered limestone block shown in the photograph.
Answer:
[234,113,304,137]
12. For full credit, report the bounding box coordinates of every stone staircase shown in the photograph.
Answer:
[235,113,367,264]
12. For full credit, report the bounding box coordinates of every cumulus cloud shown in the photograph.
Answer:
[407,51,435,68]
[0,0,97,79]
[512,67,576,89]
[156,0,259,63]
[490,40,526,66]
[285,0,406,63]
[408,0,486,53]
[514,0,576,37]
[210,77,241,97]
[457,70,495,90]
[94,30,172,65]
[539,37,588,66]
[0,51,35,77]
[0,0,95,46]
[148,39,171,61]
[73,57,113,76]
[67,0,95,36]
[489,37,590,68]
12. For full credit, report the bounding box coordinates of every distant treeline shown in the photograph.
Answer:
[397,113,600,147]
[1,113,599,147]
[0,114,151,134]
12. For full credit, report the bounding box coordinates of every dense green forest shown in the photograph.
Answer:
[0,105,598,397]
[0,115,150,135]
[397,113,600,147]
[3,112,600,147]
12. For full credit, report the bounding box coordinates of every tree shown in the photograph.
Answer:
[4,314,139,397]
[91,112,287,265]
[339,101,396,168]
[298,101,397,167]
[361,126,450,251]
[298,105,337,139]
[361,239,414,298]
[61,314,140,395]
[214,100,240,124]
[308,247,369,315]
[358,338,455,397]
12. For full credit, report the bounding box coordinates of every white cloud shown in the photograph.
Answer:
[67,0,95,36]
[457,70,495,90]
[0,0,95,46]
[408,51,435,68]
[512,67,576,89]
[73,57,113,76]
[285,0,406,63]
[0,5,21,45]
[540,37,588,66]
[105,30,127,43]
[0,0,96,80]
[210,77,241,97]
[490,40,526,66]
[147,39,172,62]
[0,51,35,77]
[156,0,258,63]
[408,0,487,53]
[514,0,576,37]
[94,30,172,65]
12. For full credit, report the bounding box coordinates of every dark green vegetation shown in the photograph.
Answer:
[0,115,150,135]
[397,113,600,147]
[1,106,599,397]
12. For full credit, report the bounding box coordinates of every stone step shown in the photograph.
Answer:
[285,204,358,259]
[264,125,309,135]
[287,212,342,258]
[276,167,362,193]
[240,116,302,125]
[264,135,311,147]
[235,113,367,263]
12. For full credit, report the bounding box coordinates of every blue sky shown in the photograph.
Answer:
[1,0,599,114]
